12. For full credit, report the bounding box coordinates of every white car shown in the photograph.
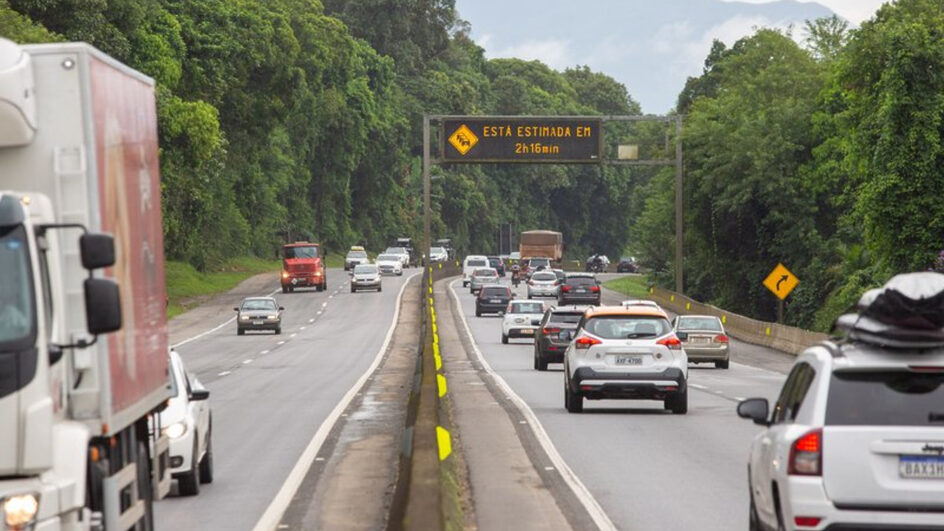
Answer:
[385,246,411,268]
[564,305,688,414]
[620,299,662,310]
[375,253,403,276]
[527,270,559,298]
[501,300,547,344]
[429,246,448,262]
[462,255,489,287]
[160,350,212,496]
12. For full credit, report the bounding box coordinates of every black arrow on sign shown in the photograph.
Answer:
[776,275,788,291]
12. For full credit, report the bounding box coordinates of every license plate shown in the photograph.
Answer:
[490,299,501,303]
[576,288,586,293]
[521,329,534,335]
[252,320,264,325]
[900,456,944,479]
[615,355,643,365]
[693,337,710,344]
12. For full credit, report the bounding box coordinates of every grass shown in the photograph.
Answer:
[165,256,281,319]
[602,274,652,299]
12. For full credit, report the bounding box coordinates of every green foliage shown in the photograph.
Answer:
[165,257,280,318]
[602,275,652,299]
[0,0,61,42]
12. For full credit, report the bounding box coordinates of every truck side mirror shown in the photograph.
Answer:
[80,233,116,269]
[84,278,122,334]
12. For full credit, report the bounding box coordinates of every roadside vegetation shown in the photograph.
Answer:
[602,275,651,300]
[165,257,280,319]
[3,0,941,331]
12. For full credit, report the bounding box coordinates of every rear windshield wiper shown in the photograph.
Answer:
[626,333,657,339]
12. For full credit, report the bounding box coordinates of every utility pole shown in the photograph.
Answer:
[674,116,684,294]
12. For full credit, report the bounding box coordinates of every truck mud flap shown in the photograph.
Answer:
[103,462,145,530]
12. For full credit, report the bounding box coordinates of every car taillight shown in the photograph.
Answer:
[908,365,944,373]
[590,285,600,293]
[789,429,822,476]
[656,336,682,350]
[543,326,561,335]
[714,334,729,343]
[561,285,571,293]
[574,336,601,349]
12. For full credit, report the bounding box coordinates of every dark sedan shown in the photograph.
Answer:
[475,285,512,317]
[533,306,585,370]
[558,273,601,306]
[235,297,284,335]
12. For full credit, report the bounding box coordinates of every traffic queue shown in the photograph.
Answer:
[460,252,944,531]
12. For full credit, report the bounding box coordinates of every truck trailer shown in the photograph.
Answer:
[519,230,563,261]
[0,39,171,530]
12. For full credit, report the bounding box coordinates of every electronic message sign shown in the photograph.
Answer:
[441,117,602,163]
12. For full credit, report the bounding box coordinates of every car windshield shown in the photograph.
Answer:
[529,258,550,268]
[347,251,367,258]
[354,265,377,274]
[532,272,557,282]
[377,254,398,261]
[386,247,406,254]
[511,302,544,314]
[584,316,671,339]
[242,299,277,311]
[284,245,319,259]
[0,225,35,349]
[825,371,944,426]
[550,312,583,325]
[431,247,445,254]
[488,258,501,265]
[474,268,497,277]
[482,287,509,297]
[566,276,597,286]
[676,317,723,332]
[467,259,487,267]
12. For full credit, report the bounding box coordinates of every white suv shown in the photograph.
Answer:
[563,306,688,414]
[739,272,944,531]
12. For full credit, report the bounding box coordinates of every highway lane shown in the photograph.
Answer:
[450,276,789,531]
[154,268,416,531]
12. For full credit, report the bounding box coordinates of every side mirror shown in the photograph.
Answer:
[84,278,122,334]
[676,331,688,341]
[349,270,354,276]
[279,306,285,311]
[737,398,770,426]
[234,307,240,312]
[189,389,210,401]
[80,233,116,269]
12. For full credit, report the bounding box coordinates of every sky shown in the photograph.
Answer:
[456,0,891,113]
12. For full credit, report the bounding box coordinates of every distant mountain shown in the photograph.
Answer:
[456,0,835,112]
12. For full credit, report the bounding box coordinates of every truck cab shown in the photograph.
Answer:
[281,242,327,292]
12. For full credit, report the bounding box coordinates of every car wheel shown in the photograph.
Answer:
[178,439,200,496]
[199,427,214,484]
[502,333,508,344]
[527,294,532,299]
[351,286,356,293]
[716,360,730,369]
[475,309,481,317]
[748,481,761,531]
[237,328,244,336]
[564,377,583,413]
[398,271,403,276]
[534,346,548,371]
[666,386,688,414]
[275,327,281,335]
[378,285,382,292]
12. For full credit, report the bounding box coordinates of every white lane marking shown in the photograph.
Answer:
[300,327,306,331]
[243,359,253,365]
[314,457,325,462]
[449,280,617,531]
[328,295,334,299]
[277,341,286,345]
[291,333,298,338]
[252,272,421,531]
[261,350,270,355]
[545,466,556,471]
[170,286,281,348]
[309,318,315,323]
[322,302,328,308]
[689,383,707,390]
[735,397,745,401]
[317,311,323,316]
[218,371,231,377]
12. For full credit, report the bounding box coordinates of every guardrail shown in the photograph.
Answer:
[646,286,828,356]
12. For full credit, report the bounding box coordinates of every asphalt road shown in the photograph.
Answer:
[154,268,415,531]
[450,274,791,531]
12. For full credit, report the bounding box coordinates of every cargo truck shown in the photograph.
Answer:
[519,230,563,261]
[281,241,327,292]
[0,39,171,529]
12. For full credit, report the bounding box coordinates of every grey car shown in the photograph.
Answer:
[235,297,284,335]
[469,267,500,294]
[350,264,382,293]
[672,315,730,368]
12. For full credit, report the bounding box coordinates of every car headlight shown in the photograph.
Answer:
[3,493,39,530]
[162,421,187,440]
[239,315,250,321]
[267,315,279,320]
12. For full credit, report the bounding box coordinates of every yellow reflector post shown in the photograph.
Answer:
[436,426,452,461]
[437,374,447,397]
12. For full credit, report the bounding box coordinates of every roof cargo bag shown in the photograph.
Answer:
[836,272,944,348]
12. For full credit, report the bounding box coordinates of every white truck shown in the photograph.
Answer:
[0,39,171,530]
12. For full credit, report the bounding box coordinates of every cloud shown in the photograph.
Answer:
[489,40,574,70]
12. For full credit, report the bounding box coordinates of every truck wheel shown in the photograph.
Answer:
[178,439,200,496]
[135,440,154,531]
[281,286,288,294]
[199,428,213,484]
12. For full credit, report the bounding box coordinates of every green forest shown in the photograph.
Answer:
[1,0,942,330]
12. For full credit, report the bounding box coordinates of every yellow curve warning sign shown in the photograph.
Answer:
[763,263,799,300]
[448,124,478,155]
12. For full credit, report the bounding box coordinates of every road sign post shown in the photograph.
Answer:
[763,263,799,323]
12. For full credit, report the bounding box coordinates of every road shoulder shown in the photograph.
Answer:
[436,277,596,531]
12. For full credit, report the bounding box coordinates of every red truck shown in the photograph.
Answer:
[281,241,327,292]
